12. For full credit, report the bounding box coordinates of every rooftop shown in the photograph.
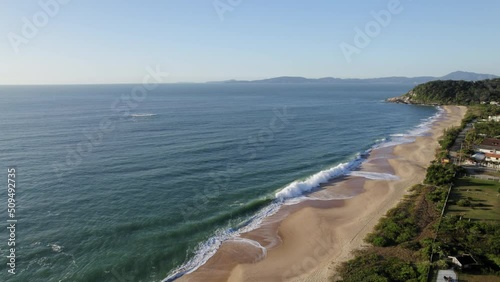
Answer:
[485,153,500,158]
[479,138,500,150]
[449,254,478,266]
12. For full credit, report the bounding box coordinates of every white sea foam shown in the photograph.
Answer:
[49,243,62,253]
[163,155,369,281]
[164,154,370,281]
[230,237,267,260]
[163,106,443,281]
[162,228,231,282]
[377,106,444,149]
[164,201,281,282]
[348,171,399,180]
[274,153,366,201]
[129,113,157,117]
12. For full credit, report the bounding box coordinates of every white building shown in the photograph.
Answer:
[477,138,500,153]
[485,153,500,163]
[448,254,479,269]
[488,115,500,122]
[476,138,500,163]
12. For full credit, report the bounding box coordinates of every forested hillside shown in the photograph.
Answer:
[387,78,500,105]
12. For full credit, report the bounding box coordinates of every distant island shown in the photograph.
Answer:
[387,78,500,105]
[208,71,498,85]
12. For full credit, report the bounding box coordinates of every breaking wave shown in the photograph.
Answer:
[129,113,157,117]
[163,106,444,281]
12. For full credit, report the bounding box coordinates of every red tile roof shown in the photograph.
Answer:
[485,153,500,158]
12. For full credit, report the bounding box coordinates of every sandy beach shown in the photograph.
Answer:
[179,105,467,282]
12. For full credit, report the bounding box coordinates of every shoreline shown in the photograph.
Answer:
[177,106,467,282]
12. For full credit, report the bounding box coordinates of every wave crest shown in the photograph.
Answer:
[163,106,444,281]
[275,153,366,201]
[129,113,157,117]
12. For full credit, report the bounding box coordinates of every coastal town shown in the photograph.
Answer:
[338,80,500,282]
[435,108,500,281]
[3,1,500,281]
[468,137,500,169]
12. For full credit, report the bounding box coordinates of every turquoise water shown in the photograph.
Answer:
[0,83,437,281]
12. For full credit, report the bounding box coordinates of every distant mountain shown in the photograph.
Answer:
[209,71,498,85]
[440,71,498,81]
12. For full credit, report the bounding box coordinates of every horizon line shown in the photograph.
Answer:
[1,71,498,86]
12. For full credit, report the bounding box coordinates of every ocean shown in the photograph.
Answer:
[0,83,439,281]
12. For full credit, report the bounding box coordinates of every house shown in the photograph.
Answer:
[485,152,500,163]
[471,138,500,168]
[448,254,479,269]
[476,138,500,154]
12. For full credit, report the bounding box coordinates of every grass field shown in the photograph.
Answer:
[483,170,500,178]
[458,273,500,282]
[446,177,500,221]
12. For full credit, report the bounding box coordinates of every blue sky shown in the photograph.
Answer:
[1,0,499,84]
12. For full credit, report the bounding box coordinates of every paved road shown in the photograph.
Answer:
[436,269,457,282]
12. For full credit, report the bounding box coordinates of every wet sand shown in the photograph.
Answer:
[179,106,466,282]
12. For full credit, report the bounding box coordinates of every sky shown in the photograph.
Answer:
[1,0,499,84]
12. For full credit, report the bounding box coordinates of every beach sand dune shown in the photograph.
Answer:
[179,106,466,282]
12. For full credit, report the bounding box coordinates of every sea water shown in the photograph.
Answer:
[0,83,438,281]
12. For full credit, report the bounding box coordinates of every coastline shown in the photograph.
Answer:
[177,105,467,282]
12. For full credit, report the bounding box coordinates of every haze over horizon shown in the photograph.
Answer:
[1,0,500,85]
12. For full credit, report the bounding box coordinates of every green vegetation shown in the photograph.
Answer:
[336,121,500,281]
[402,78,500,105]
[337,83,500,281]
[458,104,500,154]
[337,253,428,282]
[336,183,442,281]
[483,170,500,178]
[436,104,500,159]
[366,186,421,247]
[436,126,464,160]
[466,104,500,119]
[457,198,472,207]
[438,127,461,150]
[475,121,500,138]
[458,274,500,282]
[424,163,461,186]
[464,130,484,153]
[447,178,500,222]
[436,216,500,275]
